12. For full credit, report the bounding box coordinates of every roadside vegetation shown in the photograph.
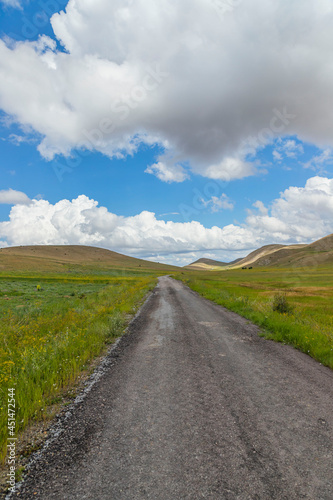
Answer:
[0,273,157,459]
[176,266,333,370]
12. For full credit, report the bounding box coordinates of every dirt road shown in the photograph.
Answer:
[12,276,333,499]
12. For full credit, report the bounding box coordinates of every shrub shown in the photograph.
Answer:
[272,294,294,314]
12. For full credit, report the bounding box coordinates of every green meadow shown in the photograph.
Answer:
[176,266,333,369]
[0,272,157,459]
[2,251,333,462]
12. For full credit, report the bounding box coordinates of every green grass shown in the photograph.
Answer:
[0,274,157,459]
[176,267,333,369]
[3,262,332,462]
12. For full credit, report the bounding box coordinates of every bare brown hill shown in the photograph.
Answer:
[307,233,333,252]
[185,257,244,271]
[231,244,306,268]
[232,244,286,268]
[234,234,333,268]
[0,245,178,274]
[185,258,228,270]
[185,233,333,271]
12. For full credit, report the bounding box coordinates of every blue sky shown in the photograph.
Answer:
[0,0,333,265]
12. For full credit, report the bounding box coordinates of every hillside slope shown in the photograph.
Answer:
[185,233,333,271]
[0,245,178,274]
[233,234,333,268]
[231,244,306,268]
[251,236,333,268]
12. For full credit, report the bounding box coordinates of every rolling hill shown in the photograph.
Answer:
[231,244,307,268]
[185,257,243,271]
[185,258,229,270]
[185,233,333,270]
[0,245,179,274]
[240,234,333,268]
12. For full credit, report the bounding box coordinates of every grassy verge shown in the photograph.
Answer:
[176,267,333,369]
[0,275,156,459]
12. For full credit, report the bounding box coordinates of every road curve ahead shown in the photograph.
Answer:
[13,276,333,499]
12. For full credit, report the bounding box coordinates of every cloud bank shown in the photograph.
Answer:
[1,1,333,180]
[1,177,332,264]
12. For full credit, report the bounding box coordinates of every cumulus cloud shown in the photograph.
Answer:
[247,176,333,241]
[0,189,31,205]
[199,157,258,181]
[1,1,333,180]
[1,177,332,263]
[0,195,256,256]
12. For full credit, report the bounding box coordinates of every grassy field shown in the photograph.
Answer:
[0,272,157,459]
[2,243,332,466]
[176,266,333,369]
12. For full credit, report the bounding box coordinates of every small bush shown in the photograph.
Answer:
[109,311,125,336]
[272,294,294,314]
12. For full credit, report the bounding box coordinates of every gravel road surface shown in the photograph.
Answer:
[12,276,333,499]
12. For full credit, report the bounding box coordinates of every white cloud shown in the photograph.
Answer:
[145,161,188,183]
[273,150,282,162]
[304,149,333,174]
[200,157,257,181]
[283,140,304,158]
[0,195,255,256]
[1,1,333,180]
[252,200,268,215]
[8,134,37,146]
[1,177,333,263]
[202,194,234,213]
[0,189,31,205]
[273,139,304,162]
[247,176,333,241]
